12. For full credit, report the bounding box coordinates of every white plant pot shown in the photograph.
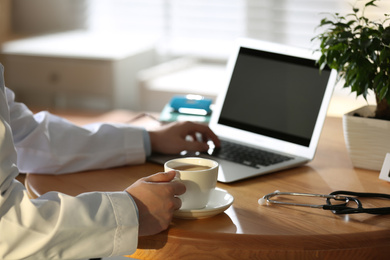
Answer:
[343,105,390,171]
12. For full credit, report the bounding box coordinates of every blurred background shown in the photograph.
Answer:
[0,0,386,115]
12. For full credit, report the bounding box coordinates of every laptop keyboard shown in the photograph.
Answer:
[208,140,293,169]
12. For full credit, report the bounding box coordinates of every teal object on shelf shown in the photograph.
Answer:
[169,95,212,114]
[159,104,211,123]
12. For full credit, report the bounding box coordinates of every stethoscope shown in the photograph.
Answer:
[259,190,390,215]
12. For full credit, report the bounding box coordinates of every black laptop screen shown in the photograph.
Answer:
[218,47,331,147]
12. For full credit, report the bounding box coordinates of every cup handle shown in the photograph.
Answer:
[171,171,181,182]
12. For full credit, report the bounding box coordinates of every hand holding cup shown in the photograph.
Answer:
[165,157,219,210]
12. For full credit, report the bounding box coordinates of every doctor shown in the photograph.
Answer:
[0,64,220,259]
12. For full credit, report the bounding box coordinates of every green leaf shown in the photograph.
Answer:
[383,26,390,44]
[319,18,335,27]
[380,84,388,100]
[360,37,373,49]
[365,0,378,8]
[334,22,352,28]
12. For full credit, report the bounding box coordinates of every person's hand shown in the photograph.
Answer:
[125,170,185,236]
[148,121,220,155]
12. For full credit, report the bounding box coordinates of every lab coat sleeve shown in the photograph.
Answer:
[0,65,139,259]
[6,88,149,174]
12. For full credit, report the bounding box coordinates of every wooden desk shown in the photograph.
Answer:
[25,116,390,260]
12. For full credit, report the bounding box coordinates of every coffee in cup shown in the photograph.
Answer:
[165,157,218,210]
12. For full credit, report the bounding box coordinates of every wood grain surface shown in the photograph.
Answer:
[25,116,390,260]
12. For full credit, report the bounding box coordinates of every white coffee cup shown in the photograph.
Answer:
[164,157,219,210]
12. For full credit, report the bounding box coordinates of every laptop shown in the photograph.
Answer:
[149,38,337,183]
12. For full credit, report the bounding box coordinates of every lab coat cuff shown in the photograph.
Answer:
[125,191,139,221]
[106,191,139,256]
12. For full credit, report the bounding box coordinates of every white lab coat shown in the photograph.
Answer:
[0,64,146,259]
[7,84,148,174]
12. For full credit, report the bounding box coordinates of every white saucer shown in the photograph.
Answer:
[173,188,234,219]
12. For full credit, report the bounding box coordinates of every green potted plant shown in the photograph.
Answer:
[313,0,390,171]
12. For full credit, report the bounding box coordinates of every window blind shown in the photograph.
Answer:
[85,0,390,58]
[88,0,166,35]
[12,0,390,56]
